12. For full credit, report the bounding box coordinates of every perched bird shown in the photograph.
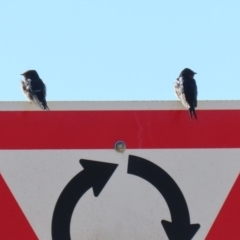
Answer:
[175,68,198,119]
[21,70,50,110]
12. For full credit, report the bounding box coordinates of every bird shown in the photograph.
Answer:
[175,68,198,119]
[21,70,50,110]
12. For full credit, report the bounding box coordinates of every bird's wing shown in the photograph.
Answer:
[175,78,190,109]
[192,79,198,108]
[43,83,47,98]
[27,79,47,110]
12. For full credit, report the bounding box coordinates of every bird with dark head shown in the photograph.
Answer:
[175,68,198,119]
[21,70,50,110]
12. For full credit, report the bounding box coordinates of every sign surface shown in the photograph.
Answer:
[0,101,239,240]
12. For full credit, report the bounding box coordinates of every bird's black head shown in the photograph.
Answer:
[21,70,40,79]
[180,68,196,78]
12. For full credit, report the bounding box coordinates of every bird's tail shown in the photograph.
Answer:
[43,104,50,111]
[189,107,197,119]
[41,99,50,111]
[38,101,50,111]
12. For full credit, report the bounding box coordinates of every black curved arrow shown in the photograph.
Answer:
[51,159,118,240]
[127,155,200,240]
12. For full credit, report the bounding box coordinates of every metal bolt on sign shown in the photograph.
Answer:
[114,141,126,152]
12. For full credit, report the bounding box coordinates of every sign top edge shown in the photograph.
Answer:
[0,100,240,111]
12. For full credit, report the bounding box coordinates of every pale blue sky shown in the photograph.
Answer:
[0,1,239,101]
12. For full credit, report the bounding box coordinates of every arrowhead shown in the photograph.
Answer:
[80,159,118,197]
[161,220,200,240]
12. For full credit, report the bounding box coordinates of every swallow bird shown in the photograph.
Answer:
[21,70,49,110]
[175,68,198,119]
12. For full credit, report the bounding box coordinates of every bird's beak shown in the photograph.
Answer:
[20,74,24,76]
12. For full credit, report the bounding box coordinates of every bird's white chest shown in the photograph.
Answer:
[23,79,32,89]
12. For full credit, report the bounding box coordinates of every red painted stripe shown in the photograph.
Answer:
[0,174,38,240]
[205,174,240,240]
[0,110,240,149]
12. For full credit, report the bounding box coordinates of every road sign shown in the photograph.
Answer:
[0,101,240,240]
